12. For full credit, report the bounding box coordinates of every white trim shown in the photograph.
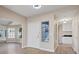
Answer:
[73,47,77,53]
[22,45,27,48]
[23,46,54,52]
[54,46,58,52]
[39,48,54,52]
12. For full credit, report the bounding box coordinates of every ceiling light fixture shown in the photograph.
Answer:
[60,18,72,23]
[33,5,41,9]
[63,21,67,23]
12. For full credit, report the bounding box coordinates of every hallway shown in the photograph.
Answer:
[0,42,76,54]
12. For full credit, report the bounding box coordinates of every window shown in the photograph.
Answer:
[8,28,15,38]
[41,21,49,42]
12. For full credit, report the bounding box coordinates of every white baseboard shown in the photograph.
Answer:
[22,45,27,48]
[23,45,54,52]
[39,48,54,52]
[54,46,58,52]
[72,46,77,54]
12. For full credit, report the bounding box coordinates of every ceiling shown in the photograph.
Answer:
[0,18,21,25]
[0,18,12,25]
[3,5,68,17]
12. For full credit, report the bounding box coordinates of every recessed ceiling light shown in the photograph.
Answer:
[33,5,41,9]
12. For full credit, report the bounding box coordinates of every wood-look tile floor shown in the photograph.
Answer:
[0,42,76,54]
[55,45,76,54]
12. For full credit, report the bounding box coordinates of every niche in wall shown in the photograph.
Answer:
[41,21,49,42]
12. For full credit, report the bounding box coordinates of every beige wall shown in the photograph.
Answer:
[0,6,27,48]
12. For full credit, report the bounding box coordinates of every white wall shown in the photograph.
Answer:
[27,13,55,52]
[72,16,79,53]
[72,16,78,53]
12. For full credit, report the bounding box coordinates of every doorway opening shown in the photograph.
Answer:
[57,18,72,46]
[0,18,22,43]
[54,18,75,53]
